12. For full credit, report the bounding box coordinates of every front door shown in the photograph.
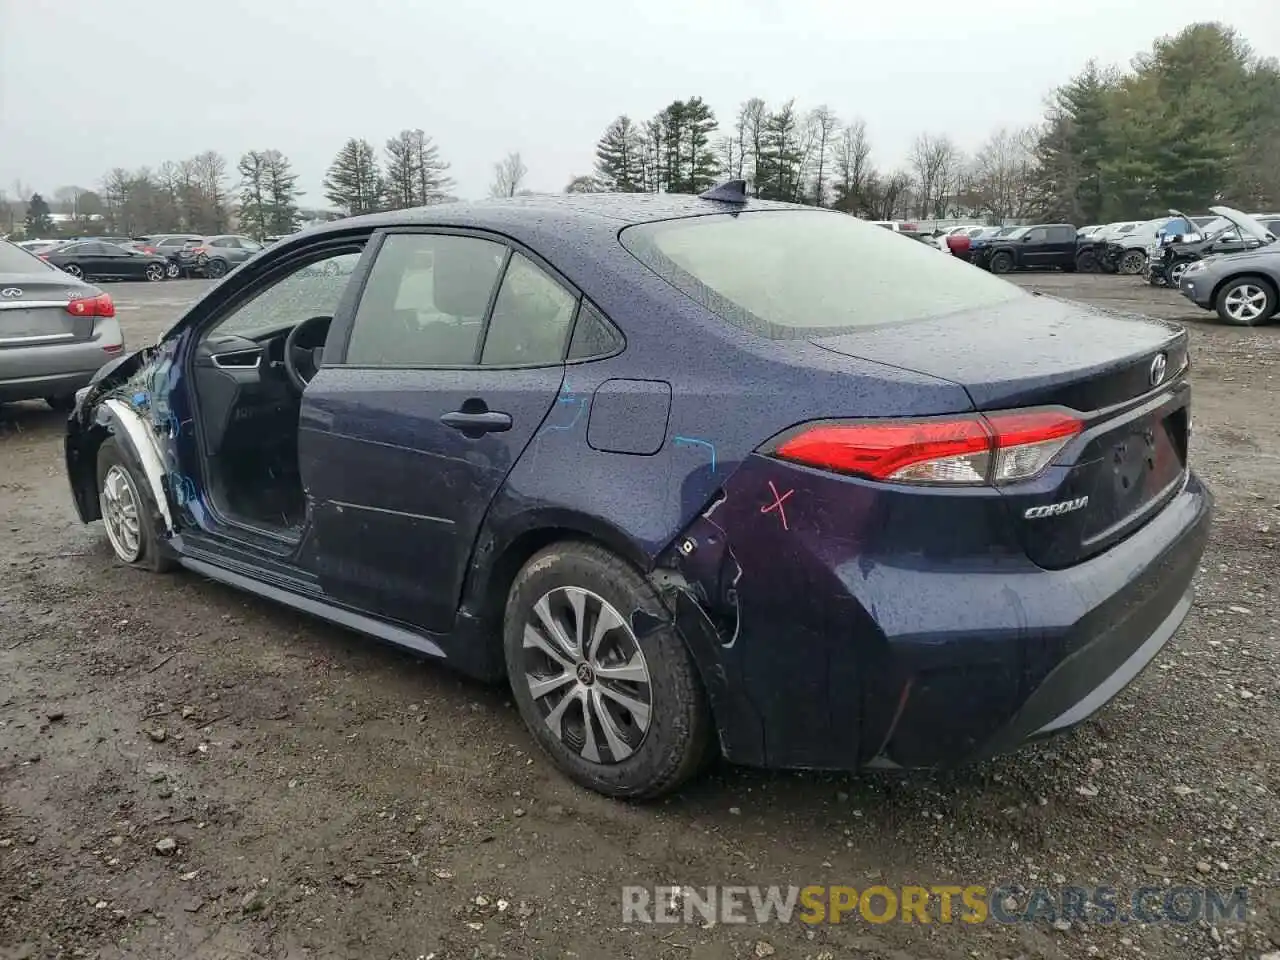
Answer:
[298,230,580,632]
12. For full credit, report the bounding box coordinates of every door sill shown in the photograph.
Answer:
[176,551,448,661]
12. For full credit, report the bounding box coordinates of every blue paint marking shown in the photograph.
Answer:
[131,391,150,409]
[672,436,717,474]
[169,473,197,506]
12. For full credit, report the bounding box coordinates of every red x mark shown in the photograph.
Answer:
[760,481,794,531]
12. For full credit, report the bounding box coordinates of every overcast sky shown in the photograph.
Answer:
[1,0,1277,205]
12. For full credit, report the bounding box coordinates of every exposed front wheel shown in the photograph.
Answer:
[504,542,714,800]
[1119,249,1146,275]
[1215,278,1277,327]
[96,438,175,573]
[165,260,180,278]
[989,251,1014,274]
[144,262,165,282]
[1168,260,1192,287]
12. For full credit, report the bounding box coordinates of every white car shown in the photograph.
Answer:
[934,225,987,252]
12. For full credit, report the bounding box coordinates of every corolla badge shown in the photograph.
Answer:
[1024,496,1089,519]
[0,287,22,297]
[1149,353,1168,387]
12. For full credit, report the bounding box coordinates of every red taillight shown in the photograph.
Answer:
[771,409,1083,486]
[66,293,116,318]
[38,254,49,260]
[190,246,208,255]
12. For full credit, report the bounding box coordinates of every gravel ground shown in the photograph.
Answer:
[1,275,1277,960]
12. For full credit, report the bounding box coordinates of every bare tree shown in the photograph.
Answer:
[489,152,528,199]
[806,106,840,206]
[970,127,1038,222]
[832,120,873,214]
[737,98,768,195]
[909,133,961,219]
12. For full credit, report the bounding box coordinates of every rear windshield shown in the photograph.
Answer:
[0,241,55,273]
[620,210,1024,339]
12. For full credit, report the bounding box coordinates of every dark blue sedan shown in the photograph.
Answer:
[63,184,1212,799]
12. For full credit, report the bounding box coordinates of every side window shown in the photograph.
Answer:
[568,301,623,361]
[345,233,505,367]
[1025,228,1048,243]
[208,249,363,338]
[1049,226,1076,243]
[480,253,577,366]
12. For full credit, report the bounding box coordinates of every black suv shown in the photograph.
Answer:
[972,224,1079,273]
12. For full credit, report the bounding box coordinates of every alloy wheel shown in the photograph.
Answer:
[1120,250,1146,274]
[1169,262,1190,285]
[63,264,84,279]
[1223,284,1268,324]
[166,261,180,278]
[100,464,143,562]
[145,263,165,282]
[521,586,653,765]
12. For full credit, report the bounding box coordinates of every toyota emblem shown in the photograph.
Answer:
[0,287,22,298]
[1149,353,1168,387]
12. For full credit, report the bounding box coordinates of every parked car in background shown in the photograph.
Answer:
[178,235,265,278]
[1155,206,1277,288]
[1176,210,1278,325]
[972,223,1079,273]
[0,240,125,411]
[145,235,205,275]
[935,225,987,252]
[18,239,66,255]
[869,220,919,233]
[1077,225,1104,239]
[63,185,1211,798]
[1100,212,1200,275]
[116,241,180,277]
[42,240,170,282]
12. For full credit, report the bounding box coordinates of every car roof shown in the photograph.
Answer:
[313,193,808,237]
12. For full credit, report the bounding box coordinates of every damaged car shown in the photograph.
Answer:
[64,184,1212,799]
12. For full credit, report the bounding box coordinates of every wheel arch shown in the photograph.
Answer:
[68,400,175,536]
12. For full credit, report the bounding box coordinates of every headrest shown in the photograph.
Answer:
[433,241,499,317]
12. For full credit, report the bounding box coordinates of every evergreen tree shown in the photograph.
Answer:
[593,116,645,192]
[263,150,301,234]
[758,101,803,201]
[24,193,54,236]
[323,138,383,216]
[384,130,453,209]
[236,151,270,238]
[681,96,720,194]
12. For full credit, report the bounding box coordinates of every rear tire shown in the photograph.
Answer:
[989,251,1014,274]
[96,438,175,573]
[62,263,84,279]
[1215,277,1277,327]
[45,395,76,413]
[144,262,165,282]
[206,259,228,279]
[503,541,714,800]
[1075,249,1098,273]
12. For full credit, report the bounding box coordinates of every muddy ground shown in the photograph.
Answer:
[1,275,1277,960]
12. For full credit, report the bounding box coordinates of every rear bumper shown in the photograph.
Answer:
[0,321,125,403]
[667,457,1213,771]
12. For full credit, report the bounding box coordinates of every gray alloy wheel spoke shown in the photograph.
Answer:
[522,585,654,765]
[522,623,573,671]
[533,595,579,661]
[101,465,141,560]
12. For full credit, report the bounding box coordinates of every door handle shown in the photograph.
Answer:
[441,410,512,434]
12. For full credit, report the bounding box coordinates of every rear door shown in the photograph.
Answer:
[1020,227,1051,267]
[298,229,578,631]
[1047,225,1077,266]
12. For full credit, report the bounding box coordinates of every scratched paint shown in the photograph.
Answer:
[672,435,717,474]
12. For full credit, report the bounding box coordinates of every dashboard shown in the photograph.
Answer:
[193,329,299,455]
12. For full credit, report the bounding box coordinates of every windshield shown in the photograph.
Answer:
[0,241,57,274]
[620,210,1025,340]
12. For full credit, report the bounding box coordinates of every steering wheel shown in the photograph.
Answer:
[283,315,332,393]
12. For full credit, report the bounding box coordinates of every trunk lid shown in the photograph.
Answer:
[0,273,97,347]
[811,294,1191,567]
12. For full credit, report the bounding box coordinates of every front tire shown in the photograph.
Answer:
[45,394,76,413]
[144,262,165,282]
[989,251,1014,274]
[165,260,180,279]
[1215,278,1277,327]
[1119,249,1146,275]
[504,542,713,800]
[96,438,174,573]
